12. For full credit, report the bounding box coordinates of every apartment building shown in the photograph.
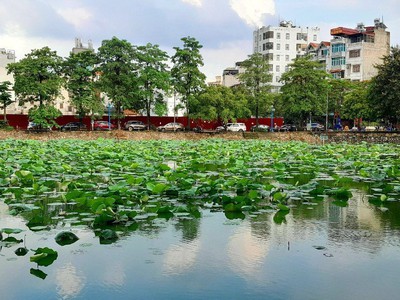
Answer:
[253,21,320,91]
[327,18,390,81]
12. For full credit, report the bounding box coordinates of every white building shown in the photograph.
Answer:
[253,21,320,91]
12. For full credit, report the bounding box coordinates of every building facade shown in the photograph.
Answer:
[253,21,320,91]
[327,18,390,81]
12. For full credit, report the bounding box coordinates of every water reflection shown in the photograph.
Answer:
[227,225,269,280]
[56,263,85,299]
[163,239,201,275]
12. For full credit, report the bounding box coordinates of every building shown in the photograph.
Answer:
[71,38,94,54]
[327,18,390,81]
[221,62,245,87]
[253,21,320,91]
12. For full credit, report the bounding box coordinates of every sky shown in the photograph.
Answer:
[0,0,399,82]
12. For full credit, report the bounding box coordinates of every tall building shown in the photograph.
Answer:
[71,38,94,54]
[327,18,390,81]
[253,21,320,91]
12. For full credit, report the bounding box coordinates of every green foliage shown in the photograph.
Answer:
[63,51,102,120]
[192,85,250,123]
[28,104,62,129]
[280,56,330,125]
[368,47,400,123]
[97,37,137,129]
[171,36,206,128]
[55,231,79,246]
[238,52,273,124]
[30,247,58,267]
[7,47,63,106]
[341,81,373,121]
[135,43,171,125]
[0,81,13,122]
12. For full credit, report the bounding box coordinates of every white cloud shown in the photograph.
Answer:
[56,7,93,30]
[181,0,203,7]
[230,0,275,28]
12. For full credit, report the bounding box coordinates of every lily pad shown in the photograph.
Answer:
[55,231,79,246]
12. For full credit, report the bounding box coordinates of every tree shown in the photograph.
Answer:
[7,47,63,128]
[63,50,103,122]
[341,81,373,121]
[0,81,13,122]
[192,85,250,123]
[171,36,206,129]
[368,47,400,124]
[238,52,272,125]
[97,37,137,129]
[135,43,171,127]
[279,56,330,126]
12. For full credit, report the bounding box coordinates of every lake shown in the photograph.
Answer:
[1,190,400,300]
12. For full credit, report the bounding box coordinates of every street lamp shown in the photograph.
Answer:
[270,105,275,132]
[107,102,113,130]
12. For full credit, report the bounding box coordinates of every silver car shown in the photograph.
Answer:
[157,122,185,132]
[124,120,146,131]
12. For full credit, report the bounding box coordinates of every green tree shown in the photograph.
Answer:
[193,85,250,123]
[238,52,272,125]
[0,81,13,122]
[97,37,137,129]
[341,81,373,121]
[63,50,103,123]
[7,47,63,128]
[368,47,400,123]
[171,36,206,129]
[280,56,329,126]
[135,43,171,127]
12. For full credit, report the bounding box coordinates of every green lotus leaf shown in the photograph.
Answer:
[55,231,79,246]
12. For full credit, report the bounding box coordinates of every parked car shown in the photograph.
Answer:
[306,123,324,131]
[124,120,146,131]
[216,125,226,132]
[226,123,247,132]
[157,122,185,132]
[94,120,115,131]
[27,122,51,132]
[60,122,87,131]
[278,124,297,132]
[251,124,270,132]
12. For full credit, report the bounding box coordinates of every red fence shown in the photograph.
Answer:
[3,114,284,131]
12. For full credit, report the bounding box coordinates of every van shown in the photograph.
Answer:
[226,123,247,132]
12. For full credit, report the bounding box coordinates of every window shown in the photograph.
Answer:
[332,43,346,53]
[276,54,280,61]
[263,42,273,50]
[313,35,317,41]
[269,64,273,72]
[276,76,280,82]
[264,53,273,60]
[285,44,289,50]
[331,57,346,66]
[297,33,307,41]
[285,55,289,61]
[276,65,280,72]
[349,49,361,58]
[263,31,274,39]
[285,66,289,72]
[286,33,290,40]
[68,106,73,112]
[276,43,281,50]
[352,64,360,72]
[277,33,281,39]
[60,103,64,109]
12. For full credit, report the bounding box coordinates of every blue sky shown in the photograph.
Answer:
[0,0,398,81]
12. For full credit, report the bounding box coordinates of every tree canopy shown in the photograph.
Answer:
[63,50,103,121]
[0,81,13,122]
[368,47,400,123]
[96,37,137,129]
[171,36,206,129]
[238,52,272,125]
[135,43,171,127]
[7,47,63,127]
[279,56,330,125]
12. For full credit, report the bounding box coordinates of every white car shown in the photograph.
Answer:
[226,123,247,132]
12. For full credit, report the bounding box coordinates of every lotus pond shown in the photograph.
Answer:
[1,139,400,299]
